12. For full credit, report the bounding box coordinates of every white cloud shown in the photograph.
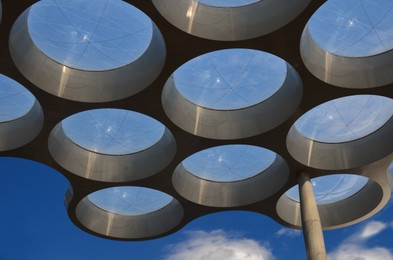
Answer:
[357,221,387,240]
[166,230,275,260]
[328,221,393,260]
[275,228,301,237]
[328,244,393,260]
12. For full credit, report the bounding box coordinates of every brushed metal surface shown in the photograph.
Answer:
[75,194,183,239]
[153,0,311,41]
[276,154,393,230]
[9,7,166,102]
[162,62,302,140]
[173,154,289,207]
[0,100,43,151]
[301,24,393,88]
[48,123,176,182]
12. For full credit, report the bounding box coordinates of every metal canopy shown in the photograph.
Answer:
[0,0,392,241]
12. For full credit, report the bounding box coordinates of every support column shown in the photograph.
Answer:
[299,172,327,260]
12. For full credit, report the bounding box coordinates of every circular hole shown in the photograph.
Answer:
[87,187,173,216]
[276,173,390,230]
[28,0,153,71]
[198,0,260,7]
[49,108,176,182]
[153,0,311,41]
[285,174,369,205]
[294,95,393,143]
[173,144,288,207]
[301,0,393,88]
[10,0,165,102]
[76,187,183,239]
[163,49,302,139]
[287,95,393,170]
[173,49,286,110]
[182,144,276,182]
[308,0,393,58]
[0,74,43,151]
[0,74,36,122]
[62,109,166,155]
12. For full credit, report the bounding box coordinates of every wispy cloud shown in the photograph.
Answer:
[329,244,393,260]
[275,228,302,237]
[165,230,275,260]
[328,221,393,260]
[357,221,387,241]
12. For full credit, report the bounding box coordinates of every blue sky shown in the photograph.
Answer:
[0,157,392,260]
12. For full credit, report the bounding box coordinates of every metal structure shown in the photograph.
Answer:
[1,1,392,259]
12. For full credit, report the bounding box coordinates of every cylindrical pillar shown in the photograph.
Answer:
[299,172,327,260]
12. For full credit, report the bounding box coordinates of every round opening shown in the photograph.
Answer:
[173,145,288,207]
[276,173,390,230]
[197,0,260,7]
[0,74,35,122]
[76,186,183,239]
[153,0,311,41]
[285,174,369,205]
[294,95,393,143]
[163,48,302,139]
[182,144,276,182]
[287,95,393,170]
[49,109,176,182]
[173,49,286,110]
[0,74,43,151]
[28,0,152,71]
[87,187,173,216]
[308,0,393,57]
[62,109,165,155]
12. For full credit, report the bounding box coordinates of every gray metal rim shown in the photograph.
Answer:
[74,188,184,239]
[162,62,302,140]
[173,153,289,207]
[0,99,43,151]
[48,122,176,182]
[286,113,393,170]
[276,154,393,230]
[301,25,393,88]
[9,6,166,102]
[153,0,311,41]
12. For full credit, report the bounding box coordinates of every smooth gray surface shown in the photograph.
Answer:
[76,187,183,239]
[162,50,302,139]
[62,109,165,155]
[153,0,311,41]
[173,148,289,207]
[9,2,166,102]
